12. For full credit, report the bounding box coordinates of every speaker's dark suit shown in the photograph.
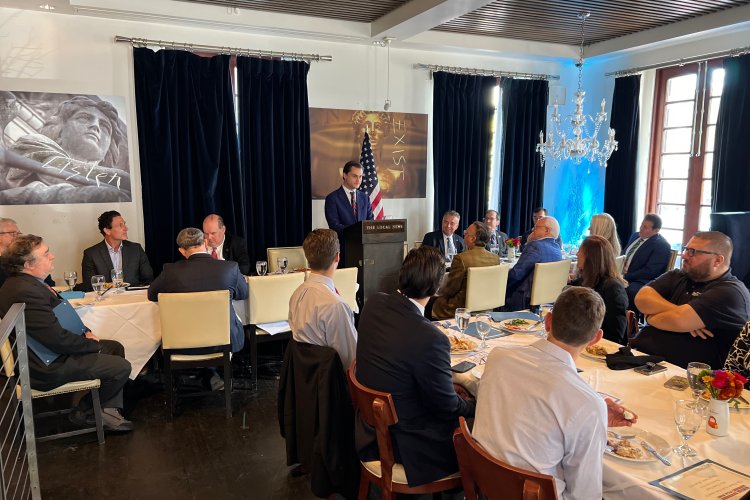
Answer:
[421,230,465,255]
[221,232,251,275]
[355,292,475,487]
[147,253,248,352]
[324,186,374,239]
[81,240,153,291]
[622,232,672,307]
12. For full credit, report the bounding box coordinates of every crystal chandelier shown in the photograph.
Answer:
[537,12,617,168]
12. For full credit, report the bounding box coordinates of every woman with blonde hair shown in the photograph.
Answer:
[589,213,621,256]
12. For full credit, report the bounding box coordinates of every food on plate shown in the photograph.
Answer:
[104,282,129,289]
[585,344,609,357]
[608,437,644,459]
[449,335,477,352]
[501,319,540,331]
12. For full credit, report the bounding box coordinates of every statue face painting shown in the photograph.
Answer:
[361,112,386,150]
[58,106,113,162]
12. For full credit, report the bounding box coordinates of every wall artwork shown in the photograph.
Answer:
[0,91,131,205]
[310,108,427,199]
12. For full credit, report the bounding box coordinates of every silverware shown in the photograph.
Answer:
[641,440,671,466]
[608,430,636,440]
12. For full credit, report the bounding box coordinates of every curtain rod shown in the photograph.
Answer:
[114,36,333,62]
[415,63,559,81]
[605,45,750,77]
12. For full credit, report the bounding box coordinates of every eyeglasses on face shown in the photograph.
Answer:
[0,231,21,236]
[681,246,720,257]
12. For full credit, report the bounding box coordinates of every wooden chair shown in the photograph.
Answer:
[453,417,557,500]
[333,266,359,313]
[529,260,572,308]
[1,340,105,444]
[626,310,640,346]
[267,246,308,273]
[465,264,510,312]
[666,249,679,272]
[159,290,233,419]
[346,365,462,499]
[614,255,626,274]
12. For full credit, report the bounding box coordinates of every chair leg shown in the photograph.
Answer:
[357,471,370,500]
[163,353,174,421]
[249,326,258,390]
[91,388,105,445]
[224,352,232,418]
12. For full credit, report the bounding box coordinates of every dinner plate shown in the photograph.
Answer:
[605,427,671,463]
[498,318,544,334]
[68,297,96,308]
[580,344,614,362]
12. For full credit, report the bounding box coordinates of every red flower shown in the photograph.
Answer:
[736,373,748,387]
[711,371,729,389]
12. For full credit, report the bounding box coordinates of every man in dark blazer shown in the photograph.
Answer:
[484,209,509,257]
[0,235,133,432]
[355,246,475,488]
[622,213,673,308]
[324,160,374,240]
[506,216,563,311]
[81,210,153,290]
[421,210,465,261]
[203,214,251,275]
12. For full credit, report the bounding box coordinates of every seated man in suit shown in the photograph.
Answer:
[81,211,153,290]
[0,235,133,432]
[355,245,475,487]
[421,210,465,262]
[428,221,500,320]
[202,214,251,275]
[520,207,562,250]
[288,228,357,369]
[0,217,54,288]
[148,227,248,389]
[484,209,508,257]
[632,231,750,369]
[474,287,636,499]
[622,213,672,308]
[506,216,563,311]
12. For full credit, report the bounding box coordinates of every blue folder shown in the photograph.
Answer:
[26,299,88,366]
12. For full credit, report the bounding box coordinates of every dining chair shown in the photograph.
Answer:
[413,241,422,249]
[1,340,105,444]
[666,249,679,272]
[267,246,308,273]
[465,264,509,312]
[626,310,640,346]
[333,266,359,313]
[614,255,626,274]
[529,260,573,308]
[453,416,557,500]
[346,364,462,499]
[158,290,232,419]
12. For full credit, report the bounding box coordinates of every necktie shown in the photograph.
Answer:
[447,236,455,258]
[351,191,357,218]
[623,238,644,272]
[211,247,218,260]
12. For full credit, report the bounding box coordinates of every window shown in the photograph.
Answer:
[646,60,724,246]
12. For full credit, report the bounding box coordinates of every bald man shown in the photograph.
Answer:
[202,214,251,275]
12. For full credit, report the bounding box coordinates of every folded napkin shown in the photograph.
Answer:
[59,291,85,300]
[605,346,665,370]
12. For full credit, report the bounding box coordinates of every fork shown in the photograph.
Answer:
[608,430,636,440]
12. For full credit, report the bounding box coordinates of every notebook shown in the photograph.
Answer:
[26,300,88,366]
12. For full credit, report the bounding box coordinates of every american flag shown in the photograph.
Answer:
[359,131,384,220]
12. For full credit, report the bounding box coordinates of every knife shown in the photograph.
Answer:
[641,441,671,466]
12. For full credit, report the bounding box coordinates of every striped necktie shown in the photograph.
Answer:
[623,238,644,272]
[351,191,357,218]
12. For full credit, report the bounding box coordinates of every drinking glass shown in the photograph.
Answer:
[63,271,77,291]
[686,362,711,401]
[446,247,456,265]
[475,313,492,349]
[489,242,500,255]
[455,308,470,335]
[277,257,288,274]
[256,260,268,276]
[111,269,124,293]
[673,399,705,457]
[91,275,106,301]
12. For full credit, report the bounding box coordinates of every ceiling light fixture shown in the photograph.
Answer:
[382,37,394,111]
[536,12,617,169]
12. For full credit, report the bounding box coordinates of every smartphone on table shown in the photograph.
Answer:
[634,362,668,376]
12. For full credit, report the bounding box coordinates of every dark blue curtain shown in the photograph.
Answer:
[236,57,311,264]
[499,78,548,237]
[432,72,496,229]
[712,53,750,212]
[133,48,243,275]
[604,75,641,245]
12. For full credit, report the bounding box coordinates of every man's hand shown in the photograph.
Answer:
[453,383,474,401]
[84,331,100,341]
[689,328,714,339]
[606,398,638,427]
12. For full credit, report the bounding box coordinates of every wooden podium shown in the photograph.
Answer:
[343,219,407,305]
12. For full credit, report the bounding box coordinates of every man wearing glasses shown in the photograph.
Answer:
[0,217,54,288]
[632,231,750,369]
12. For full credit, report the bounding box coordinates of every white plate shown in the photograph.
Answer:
[68,297,96,308]
[605,427,671,463]
[499,318,544,334]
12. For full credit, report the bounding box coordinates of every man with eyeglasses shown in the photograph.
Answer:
[622,213,672,309]
[483,210,508,257]
[0,217,54,288]
[520,208,563,250]
[632,231,750,369]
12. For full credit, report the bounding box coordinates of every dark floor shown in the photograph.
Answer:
[36,376,318,500]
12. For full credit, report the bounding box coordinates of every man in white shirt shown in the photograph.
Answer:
[288,228,357,369]
[473,287,637,499]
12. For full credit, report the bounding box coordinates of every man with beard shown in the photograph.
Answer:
[632,231,750,368]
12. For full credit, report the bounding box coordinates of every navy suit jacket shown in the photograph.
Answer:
[324,187,374,238]
[147,253,248,352]
[222,232,251,275]
[81,239,153,291]
[505,237,563,311]
[623,232,672,289]
[421,230,465,255]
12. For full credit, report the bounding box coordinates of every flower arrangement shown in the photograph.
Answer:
[699,369,747,407]
[506,237,521,248]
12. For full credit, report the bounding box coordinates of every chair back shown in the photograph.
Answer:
[159,290,231,350]
[1,339,14,378]
[333,267,359,313]
[247,272,305,324]
[465,265,509,312]
[666,249,679,272]
[626,310,639,346]
[614,255,626,274]
[267,246,308,273]
[529,260,572,306]
[413,241,422,249]
[453,417,557,500]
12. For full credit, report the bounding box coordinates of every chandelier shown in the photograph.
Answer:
[536,12,617,168]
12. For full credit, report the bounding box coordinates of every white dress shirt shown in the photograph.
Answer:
[473,340,607,500]
[288,273,358,369]
[210,236,226,261]
[105,240,122,273]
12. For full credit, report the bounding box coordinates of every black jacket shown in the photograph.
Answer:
[222,232,251,275]
[421,230,465,255]
[81,239,153,290]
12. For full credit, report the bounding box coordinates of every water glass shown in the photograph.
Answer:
[256,260,268,276]
[489,243,500,255]
[446,247,456,264]
[111,269,124,292]
[475,313,492,349]
[91,275,106,301]
[63,271,77,291]
[673,399,705,457]
[277,257,289,274]
[686,362,711,400]
[455,308,470,335]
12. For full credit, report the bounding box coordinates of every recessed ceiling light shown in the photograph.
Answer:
[39,4,56,10]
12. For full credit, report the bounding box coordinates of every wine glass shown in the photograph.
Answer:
[446,246,456,265]
[687,362,711,401]
[277,257,288,274]
[673,399,705,457]
[475,313,492,349]
[111,269,124,293]
[63,271,77,291]
[455,308,470,336]
[256,260,268,276]
[91,275,106,301]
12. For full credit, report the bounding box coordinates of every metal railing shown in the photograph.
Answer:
[0,303,40,500]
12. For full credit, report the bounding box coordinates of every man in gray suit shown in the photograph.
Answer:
[81,211,153,291]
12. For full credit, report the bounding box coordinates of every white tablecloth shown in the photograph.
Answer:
[447,321,750,499]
